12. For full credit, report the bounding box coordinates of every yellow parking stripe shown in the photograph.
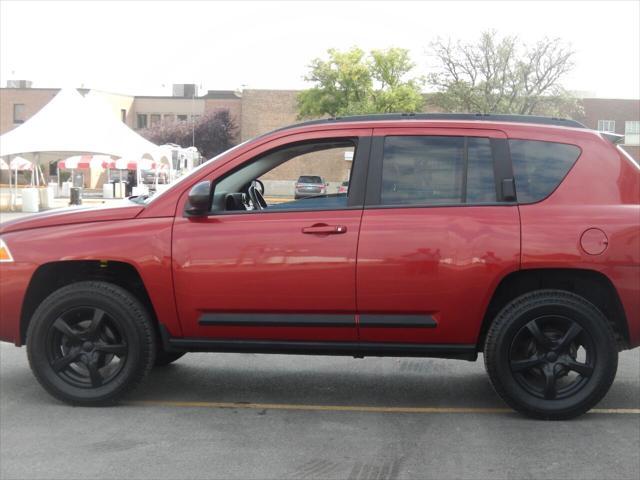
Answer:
[128,400,640,415]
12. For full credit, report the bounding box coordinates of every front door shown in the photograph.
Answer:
[356,127,521,346]
[172,131,372,342]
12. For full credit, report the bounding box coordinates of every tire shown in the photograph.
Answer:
[27,281,156,406]
[484,289,618,420]
[154,351,186,367]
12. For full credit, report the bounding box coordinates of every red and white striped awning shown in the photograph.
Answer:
[58,155,115,170]
[58,155,166,170]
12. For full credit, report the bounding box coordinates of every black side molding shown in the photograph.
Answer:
[199,313,354,328]
[359,314,437,328]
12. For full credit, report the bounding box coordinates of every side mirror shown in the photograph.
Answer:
[185,180,211,216]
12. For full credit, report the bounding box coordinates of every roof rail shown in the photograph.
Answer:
[272,113,587,133]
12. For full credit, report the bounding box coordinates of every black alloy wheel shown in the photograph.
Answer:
[484,290,618,420]
[27,281,155,405]
[509,315,595,401]
[45,307,128,389]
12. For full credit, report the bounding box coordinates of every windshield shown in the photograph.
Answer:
[142,141,251,205]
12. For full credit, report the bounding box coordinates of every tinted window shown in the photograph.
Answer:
[381,136,465,205]
[510,140,581,203]
[466,137,497,203]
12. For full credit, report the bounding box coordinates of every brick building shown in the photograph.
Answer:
[581,98,640,160]
[1,84,638,191]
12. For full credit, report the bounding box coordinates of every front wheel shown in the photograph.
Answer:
[484,290,618,420]
[27,281,156,406]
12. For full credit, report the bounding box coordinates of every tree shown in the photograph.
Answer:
[141,110,238,159]
[427,31,581,117]
[297,47,425,118]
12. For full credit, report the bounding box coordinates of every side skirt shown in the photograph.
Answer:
[159,328,477,361]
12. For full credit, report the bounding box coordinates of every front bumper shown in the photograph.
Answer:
[0,262,37,346]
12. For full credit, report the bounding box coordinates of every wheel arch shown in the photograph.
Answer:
[478,268,630,351]
[20,260,160,345]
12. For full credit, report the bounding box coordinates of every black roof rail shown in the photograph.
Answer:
[271,113,587,133]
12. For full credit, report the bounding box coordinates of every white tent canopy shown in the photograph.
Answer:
[0,88,167,164]
[0,156,32,170]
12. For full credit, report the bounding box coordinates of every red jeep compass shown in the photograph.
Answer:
[0,114,638,420]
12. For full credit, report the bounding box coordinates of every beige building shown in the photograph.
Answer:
[2,83,637,191]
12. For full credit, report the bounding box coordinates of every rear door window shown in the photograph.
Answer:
[509,140,581,203]
[379,135,498,206]
[381,136,465,205]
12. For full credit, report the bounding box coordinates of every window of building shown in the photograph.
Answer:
[597,120,616,132]
[624,121,640,146]
[510,140,581,204]
[13,104,25,124]
[191,115,201,123]
[137,114,148,129]
[121,109,126,123]
[177,115,188,122]
[163,114,175,124]
[150,114,161,127]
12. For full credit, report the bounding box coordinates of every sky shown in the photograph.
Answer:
[1,0,639,98]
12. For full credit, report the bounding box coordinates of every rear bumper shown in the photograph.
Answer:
[610,266,640,348]
[0,262,36,346]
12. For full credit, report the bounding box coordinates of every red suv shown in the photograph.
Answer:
[1,114,638,419]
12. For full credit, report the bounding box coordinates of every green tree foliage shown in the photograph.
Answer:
[298,48,424,118]
[428,31,582,118]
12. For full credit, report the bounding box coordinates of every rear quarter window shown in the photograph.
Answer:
[509,140,581,203]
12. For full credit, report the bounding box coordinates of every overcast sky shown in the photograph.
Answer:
[1,0,639,98]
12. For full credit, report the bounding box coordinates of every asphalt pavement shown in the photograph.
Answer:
[1,343,638,480]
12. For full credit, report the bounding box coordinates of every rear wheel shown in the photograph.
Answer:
[484,290,618,420]
[27,281,156,405]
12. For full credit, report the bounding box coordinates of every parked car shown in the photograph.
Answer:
[0,113,638,419]
[337,181,349,194]
[141,169,168,185]
[294,175,328,199]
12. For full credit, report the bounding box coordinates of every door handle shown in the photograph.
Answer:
[302,224,347,235]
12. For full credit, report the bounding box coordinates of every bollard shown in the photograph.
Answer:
[69,187,82,206]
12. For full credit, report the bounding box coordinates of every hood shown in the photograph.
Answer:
[0,202,145,234]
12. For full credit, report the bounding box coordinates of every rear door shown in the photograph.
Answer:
[356,127,521,346]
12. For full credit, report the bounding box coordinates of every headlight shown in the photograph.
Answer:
[0,239,14,262]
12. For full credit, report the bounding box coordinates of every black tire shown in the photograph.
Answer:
[154,350,186,367]
[484,289,618,420]
[26,281,156,406]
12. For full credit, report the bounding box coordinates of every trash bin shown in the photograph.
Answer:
[73,172,84,188]
[69,187,82,206]
[38,186,55,209]
[21,188,40,213]
[103,182,114,199]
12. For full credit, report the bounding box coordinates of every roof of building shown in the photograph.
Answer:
[200,90,241,99]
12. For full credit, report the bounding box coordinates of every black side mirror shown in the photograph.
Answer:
[185,180,211,216]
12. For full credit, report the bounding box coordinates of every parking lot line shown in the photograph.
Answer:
[128,401,640,415]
